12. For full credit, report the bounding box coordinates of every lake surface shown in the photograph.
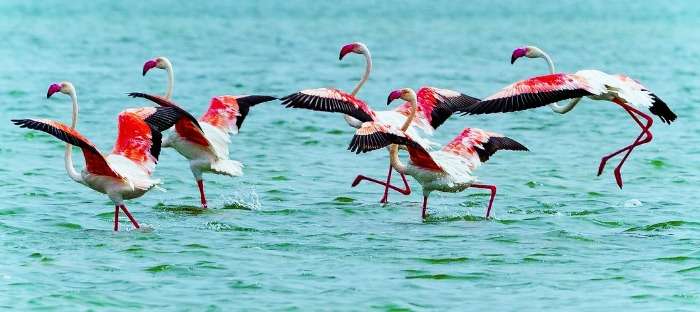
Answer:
[2,0,700,310]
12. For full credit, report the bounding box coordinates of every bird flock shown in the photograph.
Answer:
[11,42,677,231]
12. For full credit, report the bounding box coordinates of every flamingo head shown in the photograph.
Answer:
[387,88,415,105]
[142,56,169,76]
[339,42,368,60]
[511,46,544,64]
[47,81,74,98]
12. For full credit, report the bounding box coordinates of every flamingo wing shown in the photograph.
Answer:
[463,73,598,115]
[611,74,677,124]
[128,92,213,149]
[348,122,442,171]
[110,110,165,174]
[11,119,122,178]
[416,87,480,129]
[280,88,376,122]
[200,95,277,135]
[442,128,528,169]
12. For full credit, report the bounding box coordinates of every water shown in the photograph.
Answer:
[1,0,699,310]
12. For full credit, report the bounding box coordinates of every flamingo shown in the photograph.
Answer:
[141,56,277,208]
[280,42,479,203]
[348,88,528,218]
[11,82,188,231]
[461,70,677,188]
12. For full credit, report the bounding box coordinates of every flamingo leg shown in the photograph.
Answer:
[470,184,497,218]
[379,164,393,204]
[197,179,208,209]
[114,205,119,231]
[119,204,140,229]
[351,170,411,197]
[612,105,654,188]
[596,100,654,188]
[597,102,652,176]
[421,196,428,219]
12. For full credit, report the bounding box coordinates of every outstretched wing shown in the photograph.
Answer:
[128,92,213,149]
[463,73,597,115]
[442,128,528,170]
[348,122,442,171]
[200,95,277,135]
[280,88,376,123]
[11,119,122,178]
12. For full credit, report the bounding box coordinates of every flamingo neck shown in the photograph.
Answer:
[538,50,579,114]
[163,58,174,99]
[400,96,417,131]
[389,144,406,174]
[389,93,416,175]
[65,90,84,184]
[350,51,372,96]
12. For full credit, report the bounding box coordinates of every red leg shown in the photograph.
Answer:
[379,164,393,204]
[421,196,428,219]
[119,204,140,229]
[612,106,654,188]
[470,184,497,218]
[197,179,208,208]
[597,102,653,177]
[114,205,119,231]
[351,171,411,196]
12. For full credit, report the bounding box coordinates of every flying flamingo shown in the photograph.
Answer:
[11,82,187,231]
[141,57,277,208]
[280,42,479,203]
[461,70,677,188]
[348,88,528,218]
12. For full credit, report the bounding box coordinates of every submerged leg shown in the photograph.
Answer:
[114,205,120,231]
[119,204,140,229]
[197,179,208,209]
[422,196,428,219]
[470,184,497,218]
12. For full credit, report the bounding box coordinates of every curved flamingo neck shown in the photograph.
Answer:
[535,49,579,114]
[163,58,174,99]
[400,93,417,131]
[350,50,372,96]
[65,90,84,184]
[390,91,417,174]
[389,144,406,174]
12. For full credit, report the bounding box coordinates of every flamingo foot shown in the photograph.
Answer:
[614,168,624,189]
[421,196,428,219]
[379,194,389,204]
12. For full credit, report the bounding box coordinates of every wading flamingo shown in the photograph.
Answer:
[11,82,187,231]
[348,88,528,219]
[141,56,277,208]
[281,42,479,203]
[461,70,677,188]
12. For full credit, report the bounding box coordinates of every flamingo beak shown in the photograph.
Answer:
[387,90,402,105]
[511,47,528,64]
[339,44,356,60]
[47,83,62,98]
[142,60,158,76]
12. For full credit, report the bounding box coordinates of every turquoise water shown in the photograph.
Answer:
[2,0,700,310]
